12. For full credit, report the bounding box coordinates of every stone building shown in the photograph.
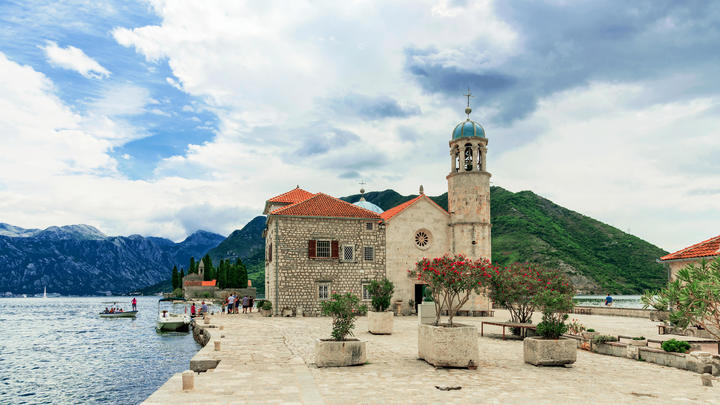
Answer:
[182,260,218,298]
[264,98,492,315]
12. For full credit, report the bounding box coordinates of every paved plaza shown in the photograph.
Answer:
[144,310,719,404]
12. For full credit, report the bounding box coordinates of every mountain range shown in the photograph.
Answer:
[0,224,224,295]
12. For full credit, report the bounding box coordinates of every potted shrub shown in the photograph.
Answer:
[629,336,648,346]
[661,338,691,353]
[315,293,368,367]
[581,328,599,340]
[410,254,492,369]
[524,288,577,366]
[260,300,272,317]
[367,278,395,334]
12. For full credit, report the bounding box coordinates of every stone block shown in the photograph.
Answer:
[418,302,436,325]
[368,311,393,334]
[687,352,713,374]
[581,331,599,340]
[182,370,194,391]
[712,357,720,377]
[214,340,221,351]
[418,323,479,368]
[628,339,648,347]
[638,348,687,369]
[315,339,366,367]
[701,373,713,387]
[524,337,577,366]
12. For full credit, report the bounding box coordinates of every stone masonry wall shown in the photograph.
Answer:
[266,216,386,316]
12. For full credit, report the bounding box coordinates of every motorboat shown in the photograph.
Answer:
[156,297,190,332]
[99,301,138,318]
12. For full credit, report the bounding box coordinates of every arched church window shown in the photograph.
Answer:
[455,153,460,172]
[464,144,473,171]
[477,146,483,171]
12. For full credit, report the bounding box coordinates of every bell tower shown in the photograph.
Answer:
[447,89,491,260]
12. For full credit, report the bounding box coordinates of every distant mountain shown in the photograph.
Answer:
[345,187,668,294]
[0,225,224,295]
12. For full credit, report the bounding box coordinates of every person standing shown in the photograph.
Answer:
[201,301,208,314]
[190,303,196,316]
[248,296,254,313]
[234,294,240,314]
[131,297,137,311]
[242,295,249,314]
[604,293,613,306]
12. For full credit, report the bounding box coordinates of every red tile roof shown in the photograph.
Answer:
[267,187,315,204]
[270,193,381,219]
[380,194,448,221]
[660,234,720,261]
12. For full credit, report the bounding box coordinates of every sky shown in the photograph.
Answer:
[0,0,719,252]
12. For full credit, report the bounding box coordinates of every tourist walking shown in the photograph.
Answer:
[242,295,249,314]
[131,297,137,311]
[248,296,254,313]
[226,295,233,314]
[190,303,196,316]
[604,293,613,306]
[201,301,208,314]
[234,294,240,314]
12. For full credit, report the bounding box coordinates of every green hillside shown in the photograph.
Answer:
[345,187,668,294]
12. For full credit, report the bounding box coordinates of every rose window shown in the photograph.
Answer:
[415,231,429,248]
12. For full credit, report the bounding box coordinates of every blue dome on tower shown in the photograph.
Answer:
[452,119,485,140]
[353,198,384,214]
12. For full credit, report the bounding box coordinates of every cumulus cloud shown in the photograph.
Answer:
[42,41,110,79]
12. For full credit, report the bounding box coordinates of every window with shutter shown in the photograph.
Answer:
[331,240,339,258]
[308,240,316,258]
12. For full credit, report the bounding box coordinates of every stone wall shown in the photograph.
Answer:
[184,286,218,299]
[266,215,386,316]
[385,196,450,311]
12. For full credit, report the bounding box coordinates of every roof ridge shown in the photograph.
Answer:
[316,192,383,216]
[270,192,381,218]
[270,192,319,214]
[268,187,313,203]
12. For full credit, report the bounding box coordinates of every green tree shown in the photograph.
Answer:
[171,265,179,290]
[202,254,215,281]
[189,257,196,274]
[321,293,367,341]
[368,278,394,312]
[179,268,185,286]
[217,259,228,289]
[237,258,248,288]
[226,260,240,288]
[642,258,720,340]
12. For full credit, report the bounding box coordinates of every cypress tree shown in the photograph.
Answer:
[171,265,179,289]
[218,259,228,289]
[189,257,196,274]
[237,258,248,288]
[202,254,214,281]
[179,268,185,286]
[227,260,239,288]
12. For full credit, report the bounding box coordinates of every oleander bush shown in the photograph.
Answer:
[368,278,394,312]
[321,293,367,341]
[533,288,575,339]
[661,338,690,353]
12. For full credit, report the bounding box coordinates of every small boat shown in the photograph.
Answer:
[99,301,138,318]
[43,287,47,299]
[156,297,190,332]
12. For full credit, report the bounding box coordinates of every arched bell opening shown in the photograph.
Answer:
[464,143,473,171]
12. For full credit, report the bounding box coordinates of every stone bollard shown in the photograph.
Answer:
[203,316,210,325]
[219,325,224,330]
[701,373,713,387]
[182,370,194,391]
[214,340,221,351]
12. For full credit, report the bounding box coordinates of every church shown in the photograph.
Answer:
[263,99,492,316]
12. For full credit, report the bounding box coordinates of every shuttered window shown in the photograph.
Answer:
[308,239,339,259]
[316,240,331,258]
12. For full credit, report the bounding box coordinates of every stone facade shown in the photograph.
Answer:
[266,216,385,316]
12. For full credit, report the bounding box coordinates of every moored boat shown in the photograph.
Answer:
[99,301,138,318]
[156,297,190,332]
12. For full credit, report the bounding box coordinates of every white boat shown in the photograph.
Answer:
[43,287,47,299]
[156,297,190,332]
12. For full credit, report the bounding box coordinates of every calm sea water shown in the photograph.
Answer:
[0,296,200,405]
[573,294,643,308]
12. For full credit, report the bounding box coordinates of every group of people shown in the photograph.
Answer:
[102,307,124,314]
[224,294,253,314]
[189,301,209,317]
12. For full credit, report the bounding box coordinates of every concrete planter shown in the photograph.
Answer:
[418,302,436,325]
[418,323,479,369]
[315,339,366,367]
[260,309,272,317]
[628,338,648,347]
[581,331,599,340]
[368,311,393,335]
[524,337,577,366]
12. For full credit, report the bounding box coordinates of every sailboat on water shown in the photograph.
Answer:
[43,287,47,299]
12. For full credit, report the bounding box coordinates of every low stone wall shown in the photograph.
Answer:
[593,342,628,357]
[591,339,719,375]
[638,347,688,369]
[189,321,221,372]
[574,306,658,319]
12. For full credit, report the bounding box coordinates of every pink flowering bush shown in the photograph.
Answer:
[486,262,574,326]
[409,254,493,326]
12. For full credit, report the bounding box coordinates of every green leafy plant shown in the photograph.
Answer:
[410,255,493,326]
[567,318,586,335]
[486,263,574,327]
[321,293,367,341]
[592,335,618,344]
[368,278,394,312]
[642,258,720,340]
[255,299,264,309]
[632,336,646,340]
[172,288,183,297]
[261,300,272,311]
[586,328,596,332]
[533,288,575,339]
[661,338,690,353]
[408,299,415,308]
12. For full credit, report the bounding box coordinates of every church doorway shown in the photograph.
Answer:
[414,284,427,312]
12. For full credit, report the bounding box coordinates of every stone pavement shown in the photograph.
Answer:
[144,310,720,404]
